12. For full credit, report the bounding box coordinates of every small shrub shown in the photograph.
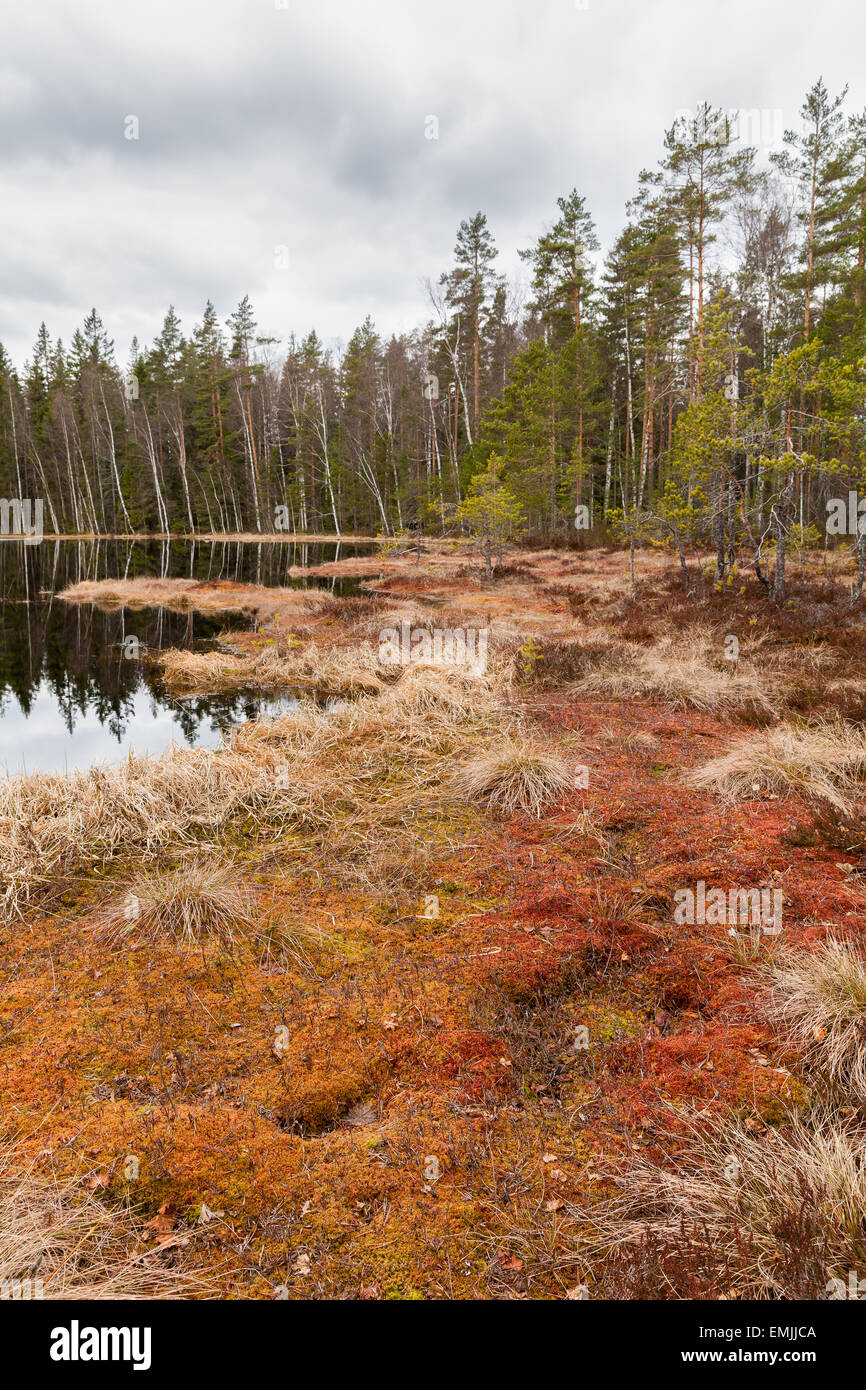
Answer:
[514,638,612,688]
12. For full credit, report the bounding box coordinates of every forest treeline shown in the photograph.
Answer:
[2,77,866,591]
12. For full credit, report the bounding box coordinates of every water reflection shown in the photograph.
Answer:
[0,538,374,774]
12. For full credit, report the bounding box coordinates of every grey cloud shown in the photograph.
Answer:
[0,0,862,363]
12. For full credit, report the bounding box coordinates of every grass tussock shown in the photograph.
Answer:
[0,1148,195,1300]
[572,629,777,717]
[256,913,341,973]
[512,636,610,687]
[688,717,866,809]
[598,725,661,753]
[101,859,254,952]
[582,1111,866,1299]
[764,938,866,1105]
[453,737,574,818]
[60,577,340,619]
[355,600,437,639]
[158,638,386,697]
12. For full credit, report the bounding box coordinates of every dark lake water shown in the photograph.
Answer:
[0,538,376,775]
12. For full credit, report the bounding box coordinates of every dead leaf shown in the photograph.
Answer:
[198,1203,225,1225]
[343,1101,377,1127]
[498,1252,524,1272]
[145,1214,175,1238]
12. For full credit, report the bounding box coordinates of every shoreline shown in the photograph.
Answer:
[0,531,380,543]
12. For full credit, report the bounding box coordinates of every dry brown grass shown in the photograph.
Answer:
[579,1110,866,1299]
[101,858,254,952]
[59,577,340,620]
[573,628,777,716]
[255,913,339,973]
[355,600,438,639]
[0,1146,196,1299]
[158,640,386,697]
[452,737,574,818]
[598,726,661,753]
[764,938,866,1105]
[157,649,255,693]
[159,622,507,699]
[688,718,866,810]
[0,648,513,920]
[0,736,335,922]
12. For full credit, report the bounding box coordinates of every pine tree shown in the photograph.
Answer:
[227,296,262,530]
[771,78,848,340]
[441,213,499,432]
[656,103,756,396]
[456,453,525,574]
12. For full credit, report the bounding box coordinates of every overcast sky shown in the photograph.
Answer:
[1,0,863,367]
